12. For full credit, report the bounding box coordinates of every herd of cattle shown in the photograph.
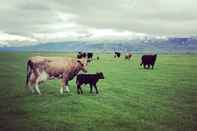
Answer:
[25,52,157,95]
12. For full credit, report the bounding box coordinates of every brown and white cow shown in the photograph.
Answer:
[25,56,88,95]
[125,53,132,60]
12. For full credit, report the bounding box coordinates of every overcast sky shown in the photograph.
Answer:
[0,0,197,47]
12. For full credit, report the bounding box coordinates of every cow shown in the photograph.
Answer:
[77,52,86,59]
[77,52,94,63]
[114,52,121,58]
[87,52,94,63]
[87,52,93,59]
[76,72,104,94]
[140,54,157,69]
[125,53,132,60]
[26,56,88,95]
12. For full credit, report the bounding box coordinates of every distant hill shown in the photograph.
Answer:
[0,37,197,53]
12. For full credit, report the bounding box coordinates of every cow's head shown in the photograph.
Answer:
[154,54,157,60]
[77,58,88,73]
[96,72,104,79]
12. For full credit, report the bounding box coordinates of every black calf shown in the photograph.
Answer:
[76,72,104,94]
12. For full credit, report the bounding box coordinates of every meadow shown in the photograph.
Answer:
[0,52,197,131]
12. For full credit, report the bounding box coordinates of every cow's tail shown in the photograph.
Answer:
[140,56,144,66]
[26,60,32,88]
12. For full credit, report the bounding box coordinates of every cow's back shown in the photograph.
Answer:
[77,74,97,84]
[142,54,157,64]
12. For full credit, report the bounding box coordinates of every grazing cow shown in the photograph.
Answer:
[87,52,93,59]
[140,54,157,69]
[76,72,104,94]
[114,52,121,58]
[125,53,132,60]
[26,56,88,95]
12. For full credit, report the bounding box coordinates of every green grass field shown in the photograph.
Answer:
[0,52,197,131]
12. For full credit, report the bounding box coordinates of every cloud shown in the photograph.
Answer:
[0,32,36,47]
[0,0,196,47]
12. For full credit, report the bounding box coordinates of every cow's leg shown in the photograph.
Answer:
[27,81,35,93]
[60,87,64,94]
[148,64,150,69]
[29,85,35,93]
[77,85,80,94]
[94,85,99,94]
[62,74,70,93]
[80,87,83,94]
[60,79,64,94]
[77,85,81,94]
[26,72,36,93]
[35,83,41,95]
[90,84,93,93]
[64,81,70,93]
[60,79,70,94]
[143,64,146,69]
[34,69,48,95]
[32,72,41,95]
[77,84,83,94]
[64,85,70,92]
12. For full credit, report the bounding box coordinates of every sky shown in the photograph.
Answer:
[0,0,197,47]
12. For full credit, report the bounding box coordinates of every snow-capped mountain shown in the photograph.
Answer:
[0,35,197,53]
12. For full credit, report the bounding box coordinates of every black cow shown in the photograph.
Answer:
[87,52,93,59]
[87,52,94,63]
[77,52,86,59]
[76,72,104,94]
[114,52,121,58]
[140,54,157,69]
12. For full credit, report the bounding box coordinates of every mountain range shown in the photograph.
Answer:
[0,36,197,53]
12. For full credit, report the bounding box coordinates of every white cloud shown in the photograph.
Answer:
[0,32,37,47]
[88,29,132,38]
[0,32,36,42]
[32,31,86,42]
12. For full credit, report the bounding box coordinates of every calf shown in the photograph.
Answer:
[76,72,104,94]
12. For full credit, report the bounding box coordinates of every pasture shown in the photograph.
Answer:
[0,52,197,131]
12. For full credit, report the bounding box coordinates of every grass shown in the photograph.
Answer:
[0,52,197,131]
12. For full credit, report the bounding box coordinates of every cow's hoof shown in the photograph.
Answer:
[64,89,70,93]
